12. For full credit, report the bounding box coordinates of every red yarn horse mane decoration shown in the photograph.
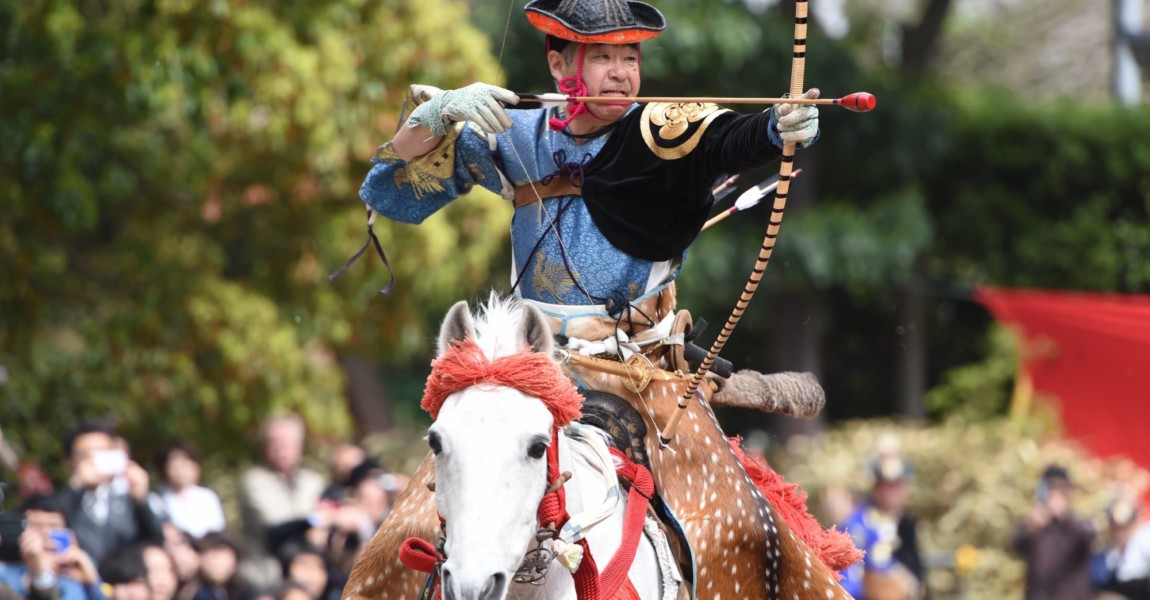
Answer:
[421,337,583,426]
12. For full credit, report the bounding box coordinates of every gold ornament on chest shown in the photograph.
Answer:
[650,102,719,140]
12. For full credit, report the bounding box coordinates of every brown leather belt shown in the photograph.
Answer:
[513,179,581,209]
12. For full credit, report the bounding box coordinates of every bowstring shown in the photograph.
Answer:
[495,0,515,84]
[493,0,597,305]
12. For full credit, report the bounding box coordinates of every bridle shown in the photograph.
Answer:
[400,338,655,600]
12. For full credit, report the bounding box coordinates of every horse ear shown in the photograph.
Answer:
[519,303,554,356]
[438,300,476,356]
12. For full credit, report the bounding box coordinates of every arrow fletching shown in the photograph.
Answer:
[711,174,741,202]
[731,169,803,212]
[512,93,568,109]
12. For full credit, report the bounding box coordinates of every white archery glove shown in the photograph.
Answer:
[406,83,519,137]
[770,88,820,149]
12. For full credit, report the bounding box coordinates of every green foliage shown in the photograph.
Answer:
[784,189,933,292]
[0,0,508,466]
[923,90,1150,292]
[925,325,1017,420]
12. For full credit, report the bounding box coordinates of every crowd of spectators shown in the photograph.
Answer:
[833,436,1150,600]
[0,414,406,600]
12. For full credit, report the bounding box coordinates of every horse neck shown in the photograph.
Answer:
[557,425,615,519]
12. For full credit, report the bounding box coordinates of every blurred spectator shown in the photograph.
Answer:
[347,460,401,527]
[267,458,394,578]
[141,543,178,600]
[0,421,54,505]
[0,494,104,600]
[239,414,324,588]
[54,422,164,564]
[273,581,312,600]
[280,544,338,600]
[191,532,250,600]
[840,441,925,600]
[15,466,55,507]
[99,544,150,600]
[1093,498,1150,600]
[329,459,399,573]
[162,523,201,600]
[0,424,18,476]
[155,442,226,539]
[1011,464,1096,600]
[320,444,366,503]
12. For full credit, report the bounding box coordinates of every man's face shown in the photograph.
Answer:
[264,421,303,474]
[70,431,117,483]
[164,450,201,489]
[872,480,909,513]
[549,43,641,125]
[22,509,66,556]
[24,509,66,532]
[331,444,366,483]
[1044,485,1071,516]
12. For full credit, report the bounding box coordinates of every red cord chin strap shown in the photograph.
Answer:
[549,42,589,131]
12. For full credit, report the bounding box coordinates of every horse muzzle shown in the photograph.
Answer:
[441,565,510,600]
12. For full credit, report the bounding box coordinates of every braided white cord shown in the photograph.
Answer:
[643,515,682,600]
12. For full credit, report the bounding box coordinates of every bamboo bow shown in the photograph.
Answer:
[659,0,817,445]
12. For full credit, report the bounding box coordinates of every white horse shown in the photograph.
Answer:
[424,296,676,600]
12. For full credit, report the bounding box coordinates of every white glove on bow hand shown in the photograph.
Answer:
[772,88,820,149]
[406,82,519,137]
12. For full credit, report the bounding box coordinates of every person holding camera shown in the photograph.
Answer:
[54,422,164,566]
[1093,497,1150,600]
[1011,464,1097,600]
[0,495,105,600]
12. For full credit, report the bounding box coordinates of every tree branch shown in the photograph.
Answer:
[900,0,954,78]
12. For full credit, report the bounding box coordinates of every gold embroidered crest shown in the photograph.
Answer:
[389,123,464,200]
[374,142,401,164]
[531,255,577,303]
[641,102,729,160]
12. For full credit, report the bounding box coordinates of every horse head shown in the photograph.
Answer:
[424,296,580,600]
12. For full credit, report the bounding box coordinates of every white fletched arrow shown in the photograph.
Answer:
[702,169,803,231]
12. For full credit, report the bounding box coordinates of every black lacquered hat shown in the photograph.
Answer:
[525,0,666,44]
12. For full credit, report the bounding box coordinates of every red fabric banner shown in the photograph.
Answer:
[976,286,1150,495]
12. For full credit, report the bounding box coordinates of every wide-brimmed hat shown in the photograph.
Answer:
[525,0,666,45]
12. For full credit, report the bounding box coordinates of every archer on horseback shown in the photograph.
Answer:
[348,2,865,599]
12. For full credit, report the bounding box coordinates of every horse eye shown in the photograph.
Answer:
[428,431,443,455]
[527,441,548,460]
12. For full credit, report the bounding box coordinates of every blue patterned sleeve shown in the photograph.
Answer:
[359,121,512,224]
